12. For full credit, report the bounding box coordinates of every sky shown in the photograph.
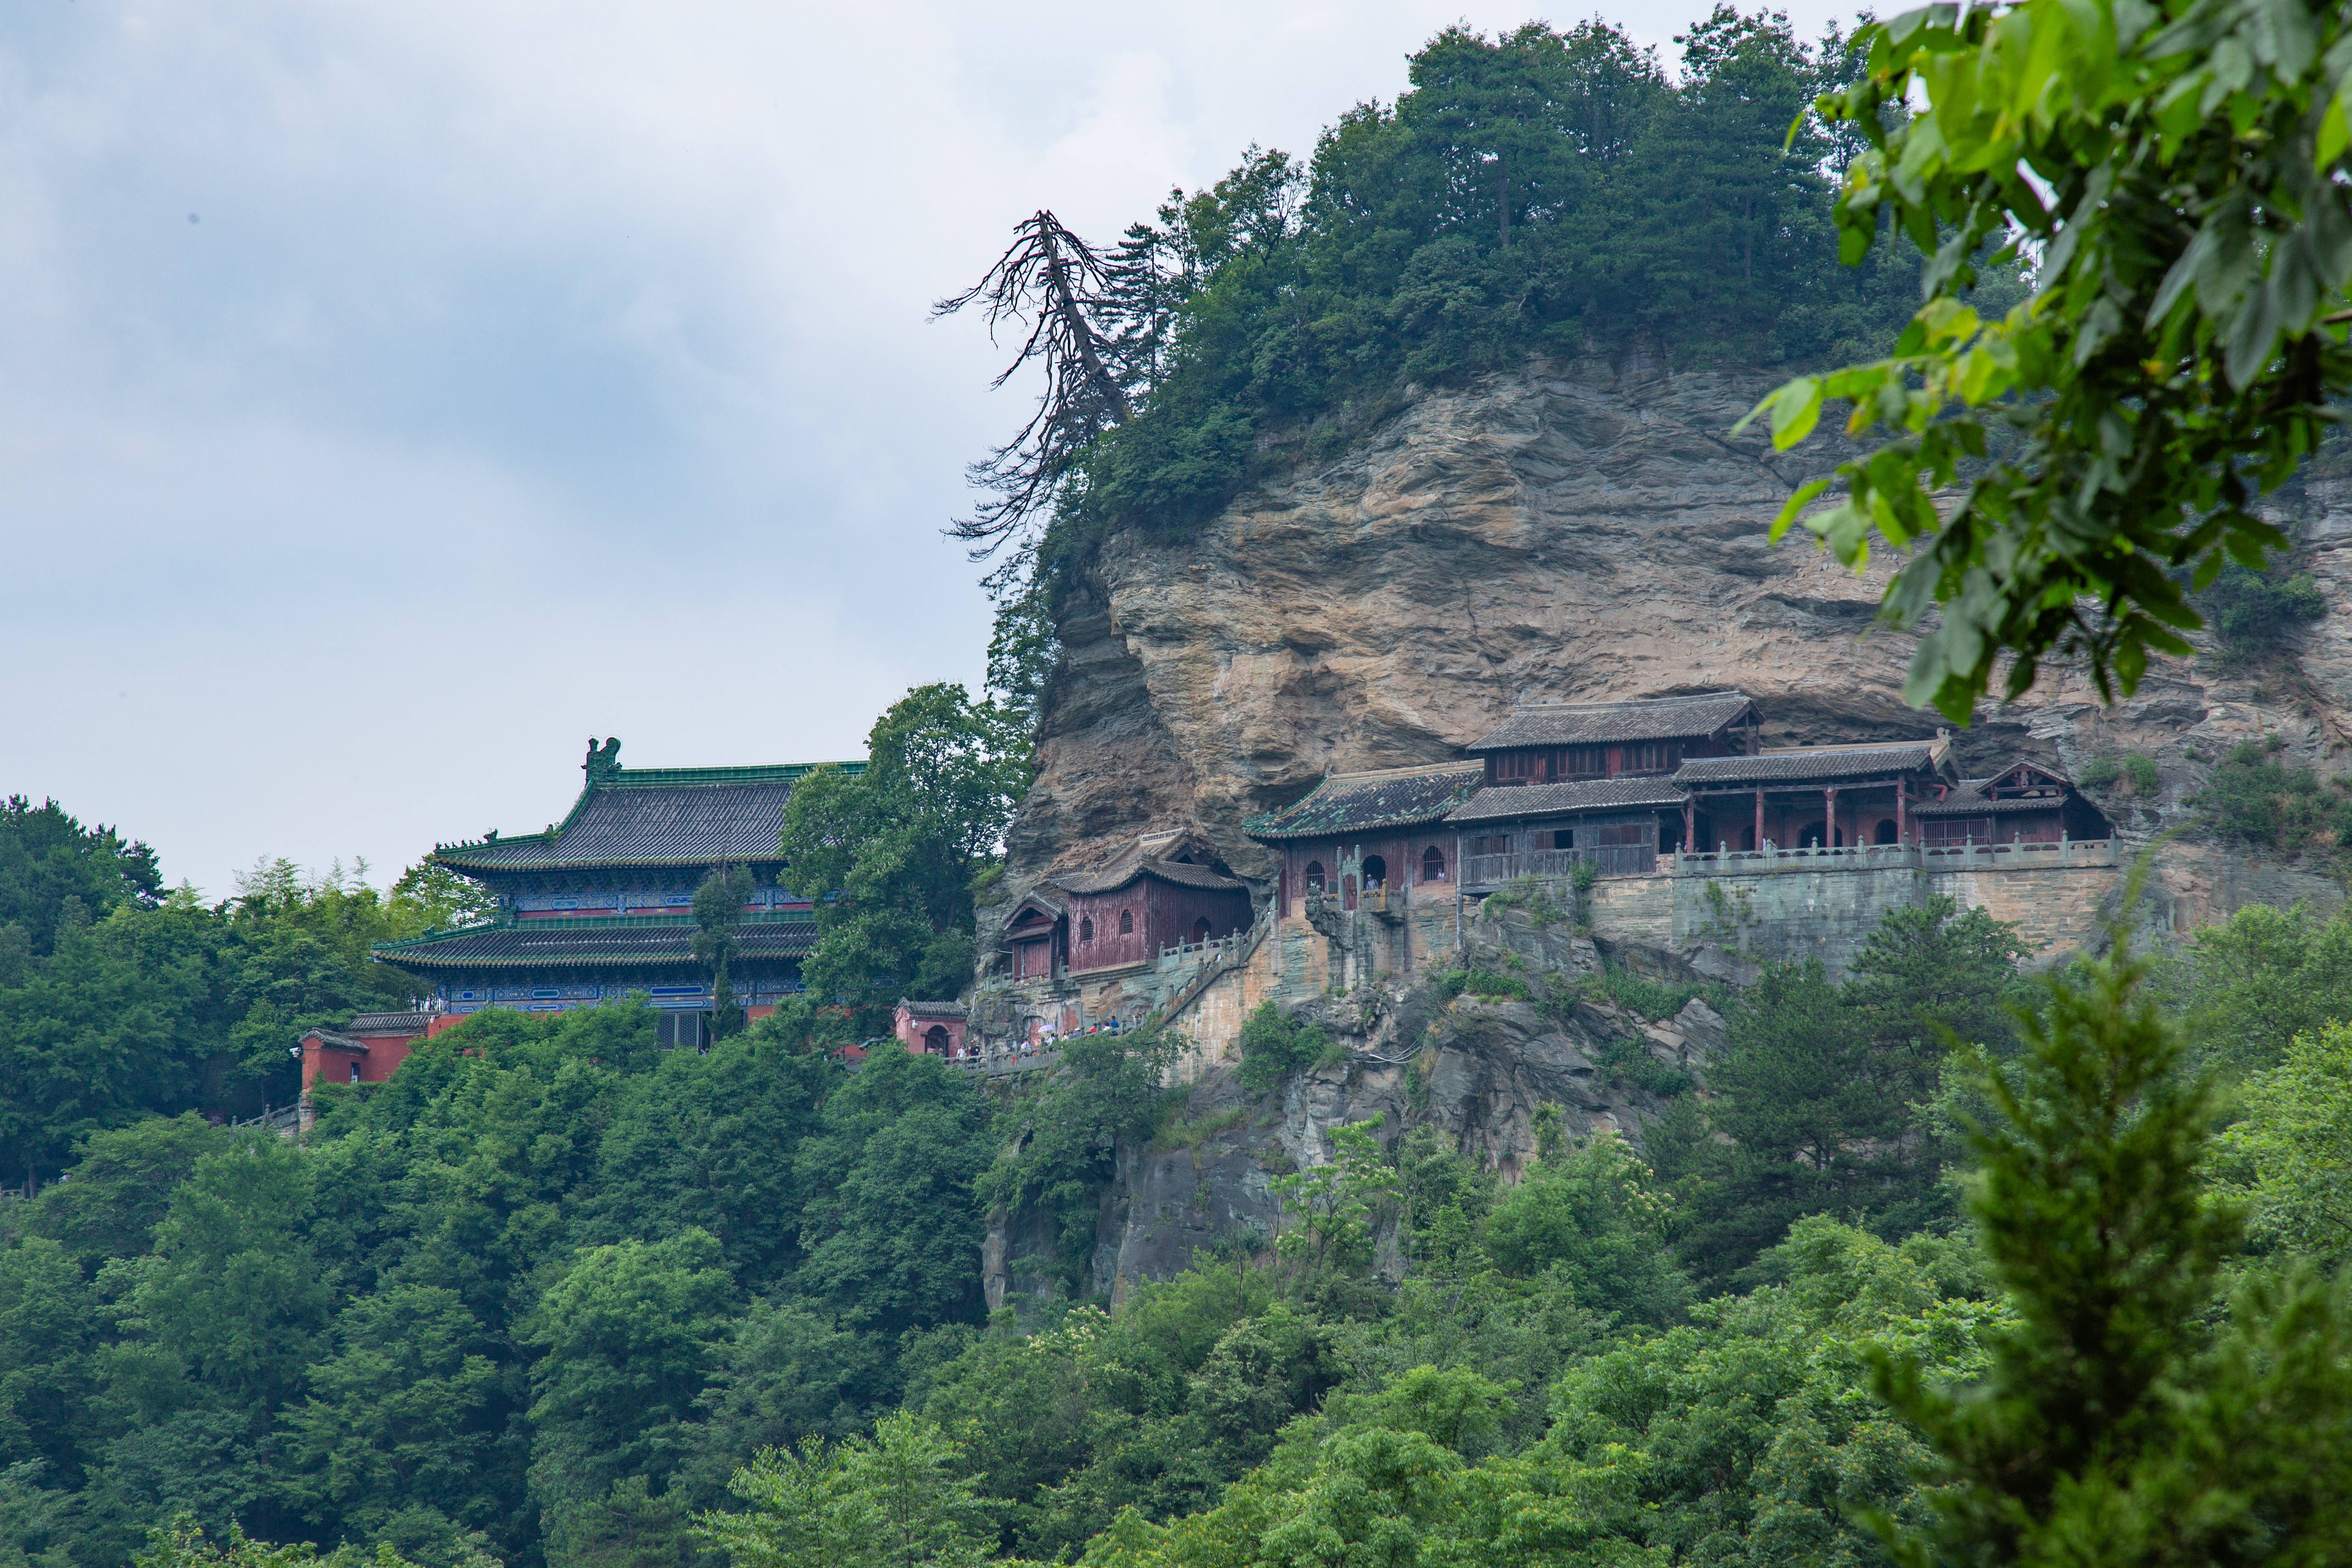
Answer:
[0,0,1864,900]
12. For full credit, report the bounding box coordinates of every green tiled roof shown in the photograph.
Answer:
[432,757,865,873]
[1244,764,1486,841]
[372,911,817,971]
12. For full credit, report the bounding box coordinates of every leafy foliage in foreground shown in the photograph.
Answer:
[778,685,1026,1040]
[1749,0,2352,717]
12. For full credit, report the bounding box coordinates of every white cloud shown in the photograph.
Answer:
[0,0,1865,897]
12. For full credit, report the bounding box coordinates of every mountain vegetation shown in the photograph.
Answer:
[939,11,1945,653]
[18,4,2352,1565]
[8,744,2352,1568]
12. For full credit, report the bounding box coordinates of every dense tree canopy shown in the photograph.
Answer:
[942,11,1935,630]
[777,685,1026,1039]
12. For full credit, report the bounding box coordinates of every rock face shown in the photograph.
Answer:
[990,351,2352,1293]
[998,352,2352,941]
[1079,970,1691,1304]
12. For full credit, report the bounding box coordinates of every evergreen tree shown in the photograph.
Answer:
[692,866,753,1041]
[1877,920,2352,1564]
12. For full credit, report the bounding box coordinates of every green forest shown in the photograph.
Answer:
[18,6,2352,1567]
[11,755,2352,1568]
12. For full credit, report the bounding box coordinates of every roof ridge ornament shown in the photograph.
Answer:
[584,736,622,782]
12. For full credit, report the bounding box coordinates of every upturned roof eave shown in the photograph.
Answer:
[1242,764,1487,841]
[430,848,791,874]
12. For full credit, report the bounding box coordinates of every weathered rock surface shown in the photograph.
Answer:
[1082,977,1681,1302]
[998,352,2352,942]
[992,352,2352,1292]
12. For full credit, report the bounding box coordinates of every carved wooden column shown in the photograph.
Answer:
[1754,788,1765,849]
[1896,780,1907,844]
[1825,787,1838,848]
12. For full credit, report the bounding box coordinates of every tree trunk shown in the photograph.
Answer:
[1041,226,1134,424]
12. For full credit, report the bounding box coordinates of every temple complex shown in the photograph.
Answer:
[974,688,2122,1064]
[370,738,859,1048]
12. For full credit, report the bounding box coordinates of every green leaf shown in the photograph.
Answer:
[1770,378,1826,449]
[1770,480,1834,541]
[2318,81,2352,168]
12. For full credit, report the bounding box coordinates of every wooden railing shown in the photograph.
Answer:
[1461,846,1656,887]
[1458,837,2118,889]
[1677,837,2117,873]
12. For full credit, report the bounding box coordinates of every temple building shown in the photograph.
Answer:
[1911,760,2112,846]
[371,739,859,1048]
[296,1010,434,1093]
[1245,762,1486,917]
[1241,691,2114,896]
[999,831,1254,983]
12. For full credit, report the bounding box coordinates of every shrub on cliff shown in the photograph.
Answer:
[1236,1002,1338,1090]
[2194,740,2352,866]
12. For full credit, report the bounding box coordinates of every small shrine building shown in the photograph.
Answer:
[999,831,1254,982]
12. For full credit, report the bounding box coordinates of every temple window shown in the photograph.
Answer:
[1119,909,1134,935]
[1421,846,1446,882]
[1551,829,1575,849]
[1305,861,1326,892]
[1080,916,1094,943]
[1362,854,1388,888]
[1875,819,1899,844]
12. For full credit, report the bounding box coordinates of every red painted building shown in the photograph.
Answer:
[1911,761,2111,846]
[1244,763,1487,915]
[895,999,971,1058]
[297,1011,437,1092]
[998,836,1254,980]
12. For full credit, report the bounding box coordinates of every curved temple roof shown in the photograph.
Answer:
[1446,777,1691,823]
[1244,763,1487,841]
[1672,740,1948,788]
[432,755,864,874]
[373,912,817,972]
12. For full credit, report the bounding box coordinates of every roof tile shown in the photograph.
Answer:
[373,915,815,972]
[1673,742,1943,787]
[1245,764,1486,841]
[1445,777,1689,823]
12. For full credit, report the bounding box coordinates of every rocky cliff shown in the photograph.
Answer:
[985,351,2352,1295]
[1001,352,2352,940]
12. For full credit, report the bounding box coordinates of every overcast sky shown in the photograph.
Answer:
[1,0,1863,900]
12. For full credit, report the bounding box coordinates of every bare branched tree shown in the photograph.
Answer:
[934,211,1137,564]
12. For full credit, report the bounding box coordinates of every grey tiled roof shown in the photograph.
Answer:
[1674,742,1942,787]
[1003,889,1066,930]
[1245,764,1486,840]
[373,915,816,972]
[1912,780,2074,816]
[1056,857,1248,895]
[900,1000,969,1019]
[436,782,797,870]
[1445,777,1689,823]
[1466,691,1753,752]
[345,1011,432,1035]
